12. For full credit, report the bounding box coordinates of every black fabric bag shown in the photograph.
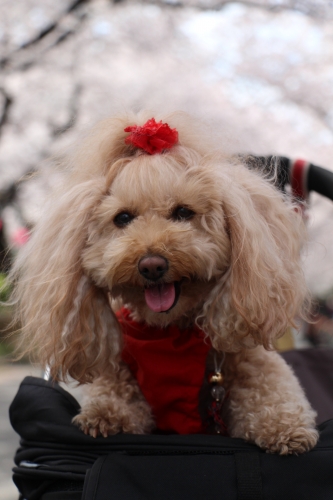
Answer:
[9,350,333,500]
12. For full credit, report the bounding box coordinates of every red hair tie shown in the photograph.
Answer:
[124,118,178,155]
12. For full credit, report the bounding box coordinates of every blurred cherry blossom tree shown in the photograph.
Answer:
[0,0,332,294]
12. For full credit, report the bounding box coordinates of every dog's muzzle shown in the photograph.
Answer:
[138,255,180,313]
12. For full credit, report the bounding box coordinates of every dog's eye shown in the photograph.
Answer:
[172,206,195,221]
[113,211,135,228]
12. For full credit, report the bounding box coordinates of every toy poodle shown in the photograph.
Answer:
[11,111,319,454]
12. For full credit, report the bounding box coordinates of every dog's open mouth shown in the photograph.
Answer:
[144,282,180,313]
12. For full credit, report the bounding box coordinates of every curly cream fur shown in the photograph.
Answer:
[11,110,318,453]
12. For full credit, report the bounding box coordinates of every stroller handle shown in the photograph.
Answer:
[246,156,333,202]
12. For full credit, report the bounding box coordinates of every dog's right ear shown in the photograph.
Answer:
[11,110,169,381]
[11,178,121,383]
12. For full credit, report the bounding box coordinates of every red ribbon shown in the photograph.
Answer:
[124,118,178,155]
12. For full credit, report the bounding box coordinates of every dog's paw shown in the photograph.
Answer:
[256,427,319,455]
[72,400,154,437]
[72,412,122,438]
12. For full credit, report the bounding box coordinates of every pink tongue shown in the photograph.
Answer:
[144,283,176,313]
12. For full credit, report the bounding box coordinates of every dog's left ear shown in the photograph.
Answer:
[10,178,122,383]
[202,163,308,351]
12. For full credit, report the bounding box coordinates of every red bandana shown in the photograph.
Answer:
[118,308,211,434]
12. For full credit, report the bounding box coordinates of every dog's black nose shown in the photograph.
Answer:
[138,255,168,281]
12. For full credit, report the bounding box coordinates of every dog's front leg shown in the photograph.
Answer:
[225,347,318,454]
[72,362,154,437]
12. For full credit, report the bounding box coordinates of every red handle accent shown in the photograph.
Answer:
[290,159,309,200]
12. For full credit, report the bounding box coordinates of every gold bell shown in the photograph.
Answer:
[209,372,224,385]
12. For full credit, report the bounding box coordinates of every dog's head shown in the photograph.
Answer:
[12,112,308,382]
[82,146,231,327]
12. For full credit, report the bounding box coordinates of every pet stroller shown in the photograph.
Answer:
[9,156,333,500]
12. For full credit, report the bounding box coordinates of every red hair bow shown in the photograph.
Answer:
[124,118,178,155]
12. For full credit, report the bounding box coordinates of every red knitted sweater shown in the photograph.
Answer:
[118,308,211,434]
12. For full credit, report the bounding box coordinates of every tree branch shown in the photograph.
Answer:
[19,0,90,51]
[0,88,12,139]
[140,0,333,19]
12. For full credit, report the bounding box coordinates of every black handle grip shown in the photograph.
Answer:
[308,164,333,201]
